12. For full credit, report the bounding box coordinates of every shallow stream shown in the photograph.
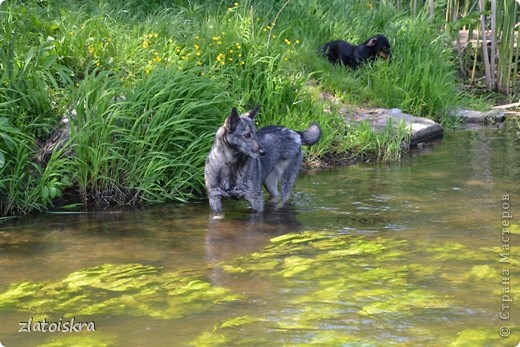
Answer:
[1,127,519,346]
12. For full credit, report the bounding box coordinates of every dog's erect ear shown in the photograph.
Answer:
[366,37,378,47]
[224,107,240,132]
[248,105,261,120]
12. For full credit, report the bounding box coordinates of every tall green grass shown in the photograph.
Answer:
[390,0,520,96]
[297,1,474,124]
[58,67,232,205]
[0,0,487,216]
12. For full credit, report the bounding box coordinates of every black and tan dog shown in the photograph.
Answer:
[320,34,391,69]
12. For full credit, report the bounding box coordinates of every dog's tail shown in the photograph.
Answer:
[298,123,321,146]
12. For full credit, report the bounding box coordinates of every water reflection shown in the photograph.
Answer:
[205,206,302,289]
[0,127,519,346]
[205,206,302,262]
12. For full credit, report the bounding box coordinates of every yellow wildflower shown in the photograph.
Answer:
[216,52,226,65]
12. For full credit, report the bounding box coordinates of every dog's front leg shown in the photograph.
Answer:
[247,190,264,213]
[207,190,224,215]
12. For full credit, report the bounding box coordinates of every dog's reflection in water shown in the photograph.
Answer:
[205,205,302,290]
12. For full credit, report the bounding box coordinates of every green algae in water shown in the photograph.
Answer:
[0,263,241,320]
[38,334,115,347]
[197,231,520,346]
[218,315,265,329]
[509,223,520,235]
[2,230,519,346]
[448,328,505,347]
[190,331,229,347]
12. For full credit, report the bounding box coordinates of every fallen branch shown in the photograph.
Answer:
[493,102,520,109]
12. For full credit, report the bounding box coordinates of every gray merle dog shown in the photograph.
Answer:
[204,106,321,215]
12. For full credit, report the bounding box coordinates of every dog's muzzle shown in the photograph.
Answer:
[378,51,390,59]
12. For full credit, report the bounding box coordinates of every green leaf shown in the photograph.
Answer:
[49,186,59,199]
[42,186,49,200]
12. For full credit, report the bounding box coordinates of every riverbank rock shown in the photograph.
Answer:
[318,91,444,147]
[35,96,127,166]
[452,108,505,124]
[35,109,74,165]
[349,108,444,146]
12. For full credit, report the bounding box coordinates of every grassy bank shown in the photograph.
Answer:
[0,0,484,216]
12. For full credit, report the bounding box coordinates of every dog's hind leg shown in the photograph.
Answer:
[264,169,281,202]
[279,155,302,206]
[263,158,292,203]
[280,171,298,205]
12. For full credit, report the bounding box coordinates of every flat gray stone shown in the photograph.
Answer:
[351,108,444,146]
[453,109,505,124]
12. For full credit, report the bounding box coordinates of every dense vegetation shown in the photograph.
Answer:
[0,0,491,216]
